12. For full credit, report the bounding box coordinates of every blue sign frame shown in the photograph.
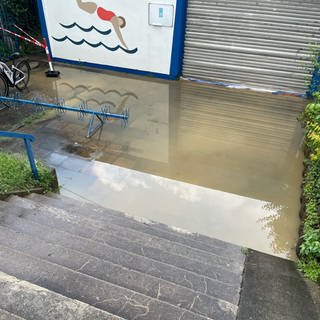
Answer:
[36,0,187,80]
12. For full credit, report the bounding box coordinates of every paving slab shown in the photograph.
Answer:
[238,250,320,320]
[0,272,123,320]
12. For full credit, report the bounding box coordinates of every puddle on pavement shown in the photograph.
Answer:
[14,62,307,259]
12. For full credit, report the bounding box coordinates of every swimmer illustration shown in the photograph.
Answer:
[76,0,128,49]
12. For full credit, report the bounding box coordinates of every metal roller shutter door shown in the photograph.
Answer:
[182,0,320,93]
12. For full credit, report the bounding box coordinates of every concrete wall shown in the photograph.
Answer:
[38,0,185,77]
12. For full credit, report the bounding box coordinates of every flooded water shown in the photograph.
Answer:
[12,62,306,259]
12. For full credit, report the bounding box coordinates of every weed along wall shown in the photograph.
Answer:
[37,0,187,78]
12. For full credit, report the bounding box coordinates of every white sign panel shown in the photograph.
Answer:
[149,4,174,27]
[39,0,178,75]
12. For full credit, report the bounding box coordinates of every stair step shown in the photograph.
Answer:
[24,194,243,274]
[0,209,241,305]
[35,198,243,274]
[0,271,124,320]
[5,197,242,284]
[0,309,24,320]
[29,193,244,261]
[0,224,238,319]
[0,244,237,320]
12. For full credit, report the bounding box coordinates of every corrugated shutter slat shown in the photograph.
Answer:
[182,0,320,93]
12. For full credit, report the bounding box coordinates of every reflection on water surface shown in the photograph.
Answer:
[26,64,305,259]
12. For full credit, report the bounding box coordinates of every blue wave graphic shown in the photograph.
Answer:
[60,22,111,35]
[52,36,138,54]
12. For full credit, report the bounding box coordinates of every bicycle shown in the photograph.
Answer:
[0,52,30,97]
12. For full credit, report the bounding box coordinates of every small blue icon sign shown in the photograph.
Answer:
[159,8,164,18]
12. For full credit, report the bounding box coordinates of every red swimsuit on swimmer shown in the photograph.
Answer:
[97,7,116,21]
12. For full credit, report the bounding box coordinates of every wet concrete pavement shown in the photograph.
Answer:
[0,60,306,260]
[237,250,320,320]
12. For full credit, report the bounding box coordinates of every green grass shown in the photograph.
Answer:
[20,111,48,127]
[0,151,58,194]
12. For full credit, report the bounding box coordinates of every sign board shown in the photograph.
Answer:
[37,0,187,78]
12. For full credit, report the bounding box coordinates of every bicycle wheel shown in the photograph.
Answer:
[0,73,9,97]
[14,59,30,91]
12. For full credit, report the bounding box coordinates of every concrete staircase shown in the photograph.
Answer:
[0,193,245,320]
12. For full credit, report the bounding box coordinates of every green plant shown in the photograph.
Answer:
[298,259,320,282]
[299,88,320,283]
[1,0,42,56]
[307,44,320,70]
[20,111,47,127]
[0,151,58,194]
[241,247,249,255]
[300,230,320,257]
[2,0,40,34]
[304,94,320,118]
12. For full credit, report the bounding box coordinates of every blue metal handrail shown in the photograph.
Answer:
[0,130,39,180]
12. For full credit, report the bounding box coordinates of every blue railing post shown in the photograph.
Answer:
[0,130,39,180]
[23,138,39,180]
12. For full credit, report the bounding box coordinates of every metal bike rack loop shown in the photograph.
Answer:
[0,95,129,138]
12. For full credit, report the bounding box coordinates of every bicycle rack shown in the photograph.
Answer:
[0,94,129,138]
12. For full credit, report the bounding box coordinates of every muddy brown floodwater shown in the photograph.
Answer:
[0,61,306,260]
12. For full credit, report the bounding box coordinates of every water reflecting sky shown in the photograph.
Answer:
[26,64,306,259]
